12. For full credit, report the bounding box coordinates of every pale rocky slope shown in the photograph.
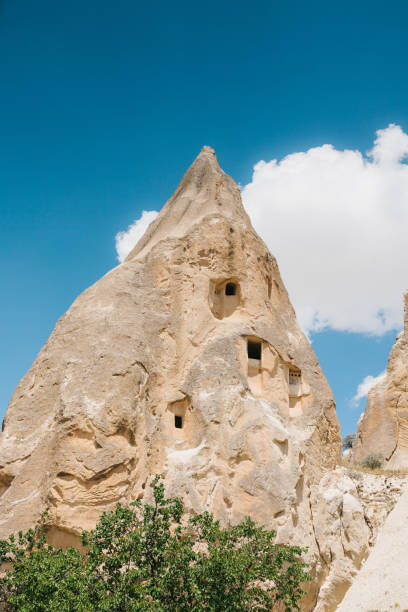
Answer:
[0,146,391,610]
[353,293,408,469]
[348,470,408,547]
[337,480,408,611]
[309,467,407,611]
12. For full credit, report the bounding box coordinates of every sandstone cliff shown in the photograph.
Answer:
[0,147,347,607]
[353,292,408,469]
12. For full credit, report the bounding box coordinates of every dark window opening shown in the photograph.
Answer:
[225,282,236,296]
[247,340,262,360]
[289,370,301,385]
[174,415,183,429]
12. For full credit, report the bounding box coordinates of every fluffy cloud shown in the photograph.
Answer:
[115,210,158,263]
[351,371,386,407]
[242,124,408,335]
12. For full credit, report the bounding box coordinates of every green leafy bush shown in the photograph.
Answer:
[0,476,310,611]
[361,452,383,469]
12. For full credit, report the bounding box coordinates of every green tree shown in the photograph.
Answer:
[342,433,356,450]
[0,518,91,611]
[0,476,310,611]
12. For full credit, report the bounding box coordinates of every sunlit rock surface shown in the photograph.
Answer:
[337,481,408,611]
[354,292,408,469]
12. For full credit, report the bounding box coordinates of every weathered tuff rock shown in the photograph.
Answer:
[1,147,343,606]
[347,470,408,547]
[311,468,408,611]
[337,479,408,611]
[353,292,408,468]
[310,468,370,610]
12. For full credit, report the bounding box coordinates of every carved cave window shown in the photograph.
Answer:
[174,415,183,429]
[225,282,237,296]
[247,340,262,361]
[289,369,301,386]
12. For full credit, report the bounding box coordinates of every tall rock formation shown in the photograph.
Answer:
[354,292,408,468]
[0,147,342,607]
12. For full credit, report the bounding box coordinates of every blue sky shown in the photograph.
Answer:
[1,0,408,435]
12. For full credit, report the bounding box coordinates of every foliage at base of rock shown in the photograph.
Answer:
[361,453,383,470]
[0,477,310,612]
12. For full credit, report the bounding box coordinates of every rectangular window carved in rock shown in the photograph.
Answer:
[247,340,262,361]
[174,415,183,429]
[288,369,301,398]
[289,369,301,385]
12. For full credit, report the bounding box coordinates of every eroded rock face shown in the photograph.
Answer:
[310,468,408,611]
[353,293,408,469]
[336,478,408,612]
[0,147,341,606]
[310,468,370,611]
[348,470,408,546]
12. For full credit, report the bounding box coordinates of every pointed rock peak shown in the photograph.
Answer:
[197,145,217,157]
[172,145,223,186]
[126,146,252,261]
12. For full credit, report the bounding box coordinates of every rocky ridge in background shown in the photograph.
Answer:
[353,292,408,469]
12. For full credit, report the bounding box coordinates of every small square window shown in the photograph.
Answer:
[174,415,183,429]
[225,282,236,296]
[247,340,262,360]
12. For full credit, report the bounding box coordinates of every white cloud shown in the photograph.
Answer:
[351,371,386,407]
[242,124,408,335]
[115,210,158,263]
